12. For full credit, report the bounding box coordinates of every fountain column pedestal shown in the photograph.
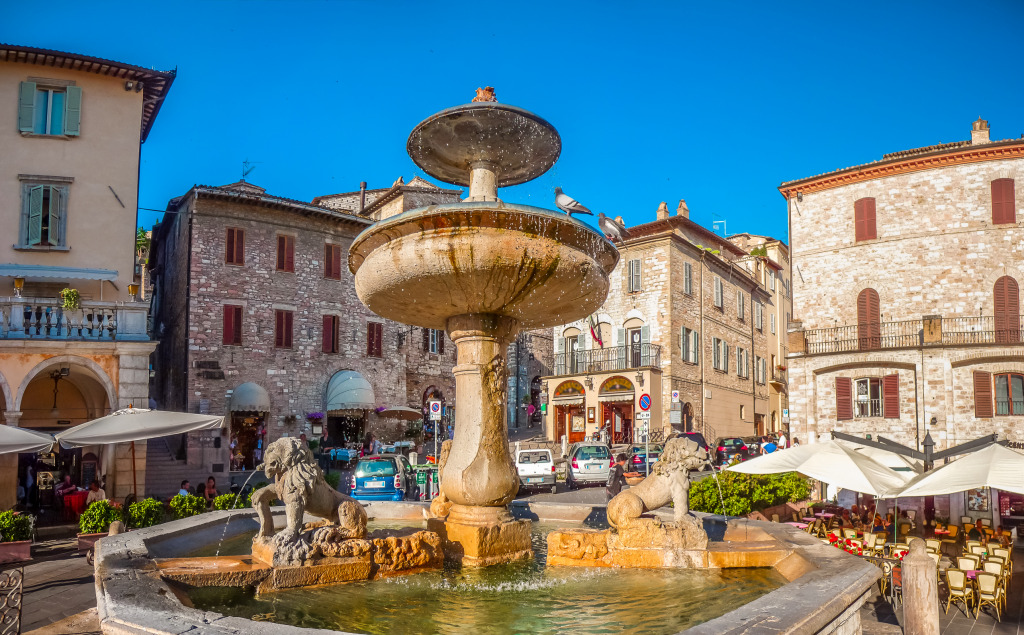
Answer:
[436,314,532,566]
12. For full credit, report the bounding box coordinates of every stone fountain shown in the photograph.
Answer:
[349,92,619,565]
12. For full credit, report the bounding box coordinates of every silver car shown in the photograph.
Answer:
[566,442,612,488]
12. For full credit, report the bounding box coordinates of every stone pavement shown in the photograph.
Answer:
[19,538,96,633]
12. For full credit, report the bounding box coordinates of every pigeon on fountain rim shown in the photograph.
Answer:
[554,187,593,219]
[598,212,630,243]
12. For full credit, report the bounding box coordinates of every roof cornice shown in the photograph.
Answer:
[779,138,1024,199]
[183,186,372,228]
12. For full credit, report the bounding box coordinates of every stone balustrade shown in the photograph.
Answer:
[0,297,151,342]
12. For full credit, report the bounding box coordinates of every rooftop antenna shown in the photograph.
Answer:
[712,219,727,236]
[241,159,258,180]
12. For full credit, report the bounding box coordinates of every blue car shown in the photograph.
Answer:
[350,455,414,501]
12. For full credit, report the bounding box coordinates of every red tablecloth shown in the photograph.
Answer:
[785,522,808,529]
[64,490,88,515]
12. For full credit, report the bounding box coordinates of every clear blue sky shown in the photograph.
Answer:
[5,0,1023,241]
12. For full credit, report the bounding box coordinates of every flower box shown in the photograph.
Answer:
[0,540,31,564]
[77,532,108,554]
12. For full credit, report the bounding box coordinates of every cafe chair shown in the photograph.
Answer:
[986,541,1001,553]
[969,545,986,557]
[843,529,858,540]
[944,569,974,617]
[924,538,941,553]
[975,572,1003,622]
[960,516,972,525]
[956,556,977,572]
[993,548,1012,575]
[771,514,780,523]
[792,512,800,523]
[964,540,982,554]
[863,533,884,558]
[982,561,1007,604]
[979,518,991,527]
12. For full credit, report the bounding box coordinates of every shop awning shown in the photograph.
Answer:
[551,396,584,405]
[0,263,118,281]
[228,383,271,412]
[599,392,634,403]
[326,371,375,412]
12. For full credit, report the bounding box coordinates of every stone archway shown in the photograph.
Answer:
[0,371,11,419]
[15,355,117,415]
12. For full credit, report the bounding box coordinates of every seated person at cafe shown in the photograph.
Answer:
[203,476,219,506]
[85,480,106,505]
[967,519,985,541]
[55,474,76,498]
[872,514,886,533]
[994,526,1012,548]
[178,480,191,496]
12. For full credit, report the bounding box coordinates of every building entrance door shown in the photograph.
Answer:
[601,402,634,444]
[230,413,265,471]
[628,328,642,367]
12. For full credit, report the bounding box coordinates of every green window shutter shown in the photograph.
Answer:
[64,86,82,136]
[617,328,626,367]
[28,185,44,245]
[47,186,61,245]
[693,331,699,365]
[18,82,36,133]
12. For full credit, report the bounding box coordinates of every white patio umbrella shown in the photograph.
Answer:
[55,408,224,495]
[840,441,923,474]
[376,406,423,421]
[887,443,1024,497]
[727,439,911,497]
[0,425,55,455]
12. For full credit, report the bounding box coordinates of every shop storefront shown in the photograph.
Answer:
[543,368,663,444]
[598,376,634,444]
[227,382,270,471]
[551,380,586,444]
[325,370,375,444]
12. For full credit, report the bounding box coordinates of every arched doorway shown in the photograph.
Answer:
[994,276,1020,343]
[228,382,270,471]
[598,376,634,444]
[552,380,585,443]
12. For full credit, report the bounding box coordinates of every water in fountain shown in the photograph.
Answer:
[705,457,729,516]
[214,470,261,557]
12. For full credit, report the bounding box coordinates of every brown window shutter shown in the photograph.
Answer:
[974,371,994,418]
[223,306,234,345]
[332,245,342,279]
[992,179,1015,224]
[994,276,1020,343]
[883,373,899,418]
[322,315,333,353]
[286,236,295,272]
[857,288,881,350]
[836,377,853,420]
[854,199,865,242]
[235,229,245,265]
[864,198,876,239]
[438,330,445,355]
[376,323,383,356]
[226,228,235,264]
[284,312,293,348]
[422,327,430,352]
[324,244,333,279]
[275,311,283,347]
[233,306,242,344]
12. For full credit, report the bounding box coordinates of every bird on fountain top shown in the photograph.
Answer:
[472,87,497,102]
[554,187,593,219]
[598,212,630,244]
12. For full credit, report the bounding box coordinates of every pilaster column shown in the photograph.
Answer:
[2,411,23,427]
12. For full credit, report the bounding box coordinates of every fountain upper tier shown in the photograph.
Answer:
[348,201,618,331]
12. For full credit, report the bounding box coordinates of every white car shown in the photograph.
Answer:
[516,448,557,494]
[566,442,612,489]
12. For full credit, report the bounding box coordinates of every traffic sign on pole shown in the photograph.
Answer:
[639,394,651,411]
[428,400,442,421]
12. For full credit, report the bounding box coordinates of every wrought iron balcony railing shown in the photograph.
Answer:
[799,315,1024,355]
[940,315,1023,345]
[553,344,661,376]
[0,297,151,342]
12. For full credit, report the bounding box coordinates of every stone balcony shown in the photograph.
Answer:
[789,315,1024,356]
[552,344,661,377]
[0,297,151,342]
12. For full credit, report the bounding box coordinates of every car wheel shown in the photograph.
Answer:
[566,475,576,490]
[550,484,558,495]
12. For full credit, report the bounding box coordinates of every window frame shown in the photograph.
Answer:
[854,377,883,418]
[367,321,383,358]
[324,243,342,280]
[322,314,340,353]
[225,227,245,266]
[854,197,877,242]
[991,178,1016,225]
[19,181,69,249]
[683,262,693,295]
[627,258,642,293]
[19,81,81,138]
[994,372,1024,416]
[755,302,763,331]
[714,276,723,309]
[274,310,294,349]
[276,234,295,273]
[737,290,745,321]
[222,304,243,346]
[429,329,440,354]
[770,312,776,334]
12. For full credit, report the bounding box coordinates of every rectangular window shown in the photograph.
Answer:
[19,82,81,136]
[274,310,293,348]
[770,312,776,334]
[854,378,882,418]
[681,327,699,364]
[422,328,445,355]
[21,183,68,247]
[367,322,383,357]
[737,291,745,321]
[992,178,1016,224]
[683,262,693,295]
[755,302,764,331]
[736,348,748,378]
[429,329,439,354]
[712,338,728,372]
[714,277,723,309]
[628,259,642,292]
[854,197,877,242]
[324,243,342,280]
[768,270,776,291]
[276,235,295,272]
[994,372,1024,415]
[226,228,245,265]
[322,315,339,353]
[222,305,243,346]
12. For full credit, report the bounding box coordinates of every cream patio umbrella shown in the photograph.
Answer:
[727,439,912,497]
[0,425,55,455]
[887,443,1024,497]
[55,408,224,495]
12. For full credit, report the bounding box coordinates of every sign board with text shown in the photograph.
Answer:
[428,400,442,421]
[636,411,651,420]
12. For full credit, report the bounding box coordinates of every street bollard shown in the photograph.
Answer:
[902,538,939,635]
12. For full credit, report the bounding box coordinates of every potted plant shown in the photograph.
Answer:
[78,500,123,553]
[169,493,206,519]
[212,493,247,511]
[0,511,34,564]
[126,498,165,529]
[59,288,81,311]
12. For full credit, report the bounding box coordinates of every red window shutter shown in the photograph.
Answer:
[234,229,245,265]
[322,315,333,353]
[226,228,235,264]
[854,199,865,242]
[992,179,1015,224]
[277,236,287,271]
[836,377,853,421]
[332,244,342,280]
[376,323,383,356]
[223,306,234,345]
[883,373,899,418]
[275,311,284,348]
[284,312,293,348]
[422,327,430,352]
[857,288,881,350]
[324,244,332,279]
[285,236,294,272]
[368,323,380,357]
[974,371,994,418]
[438,330,445,355]
[994,276,1020,343]
[233,306,242,344]
[864,198,876,240]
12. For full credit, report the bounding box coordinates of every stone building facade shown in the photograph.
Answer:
[782,119,1024,457]
[148,179,456,492]
[541,201,784,445]
[0,45,174,506]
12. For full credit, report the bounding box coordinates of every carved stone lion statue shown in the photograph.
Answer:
[252,438,367,561]
[607,437,709,530]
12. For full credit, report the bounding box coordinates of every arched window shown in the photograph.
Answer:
[994,276,1020,343]
[854,198,877,242]
[857,288,881,350]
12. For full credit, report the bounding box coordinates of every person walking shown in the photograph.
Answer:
[606,453,628,502]
[761,437,778,454]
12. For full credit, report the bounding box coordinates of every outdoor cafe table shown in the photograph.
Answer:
[815,512,835,518]
[802,517,817,522]
[64,490,89,516]
[785,522,808,529]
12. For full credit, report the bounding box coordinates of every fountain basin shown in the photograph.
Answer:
[94,506,880,634]
[348,202,618,331]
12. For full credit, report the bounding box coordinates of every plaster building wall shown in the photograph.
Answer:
[783,120,1024,451]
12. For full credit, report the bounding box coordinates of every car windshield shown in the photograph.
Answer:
[631,445,662,454]
[721,439,744,447]
[575,446,610,460]
[356,459,396,477]
[519,451,552,464]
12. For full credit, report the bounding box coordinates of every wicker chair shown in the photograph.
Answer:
[924,538,941,553]
[982,561,1007,606]
[843,528,858,540]
[957,555,980,572]
[944,569,975,617]
[975,572,1003,622]
[993,548,1012,575]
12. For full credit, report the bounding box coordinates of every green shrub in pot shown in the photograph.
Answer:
[213,493,246,510]
[79,501,123,534]
[126,498,165,528]
[169,493,206,519]
[0,511,34,542]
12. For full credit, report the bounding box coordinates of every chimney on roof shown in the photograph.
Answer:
[656,201,669,220]
[971,117,990,145]
[676,199,689,219]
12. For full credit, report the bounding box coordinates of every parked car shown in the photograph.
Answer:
[741,436,762,455]
[713,437,751,466]
[566,442,612,489]
[350,454,415,501]
[676,432,712,456]
[629,444,663,470]
[516,448,557,494]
